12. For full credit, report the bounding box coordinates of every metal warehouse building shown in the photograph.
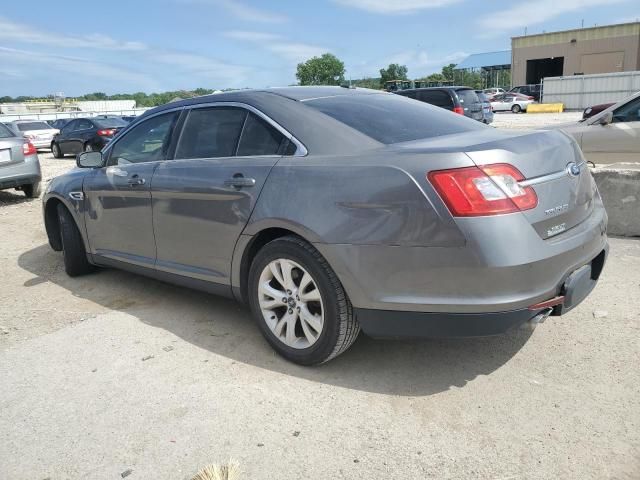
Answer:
[511,22,640,86]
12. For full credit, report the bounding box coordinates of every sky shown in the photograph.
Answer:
[0,0,638,97]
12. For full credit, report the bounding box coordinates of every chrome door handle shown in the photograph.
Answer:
[224,176,256,188]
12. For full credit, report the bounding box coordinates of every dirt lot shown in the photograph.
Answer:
[1,125,639,479]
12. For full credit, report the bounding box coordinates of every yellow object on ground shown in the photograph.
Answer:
[527,103,565,113]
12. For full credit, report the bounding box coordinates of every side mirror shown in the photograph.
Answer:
[77,151,104,168]
[598,111,613,126]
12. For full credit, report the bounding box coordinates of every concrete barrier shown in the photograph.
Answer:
[592,163,640,237]
[527,103,565,113]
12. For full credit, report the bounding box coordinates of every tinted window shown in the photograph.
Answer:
[94,118,128,128]
[305,93,483,144]
[61,120,77,134]
[0,123,15,138]
[476,92,489,102]
[109,112,178,165]
[237,113,285,156]
[16,122,51,131]
[457,89,479,106]
[418,90,454,109]
[176,107,246,159]
[612,96,640,123]
[76,119,93,130]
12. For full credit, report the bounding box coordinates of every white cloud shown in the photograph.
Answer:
[479,0,629,33]
[332,0,462,14]
[0,46,159,92]
[0,16,146,51]
[181,0,288,22]
[223,30,327,62]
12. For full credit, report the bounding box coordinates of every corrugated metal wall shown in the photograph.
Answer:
[542,71,640,109]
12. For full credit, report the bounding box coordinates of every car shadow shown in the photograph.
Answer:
[18,244,533,397]
[0,190,36,207]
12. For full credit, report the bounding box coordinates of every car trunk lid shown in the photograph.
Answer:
[0,137,26,168]
[463,129,597,239]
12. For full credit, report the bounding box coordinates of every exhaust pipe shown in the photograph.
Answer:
[522,307,554,331]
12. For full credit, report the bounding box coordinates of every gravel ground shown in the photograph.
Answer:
[1,135,639,479]
[491,111,583,129]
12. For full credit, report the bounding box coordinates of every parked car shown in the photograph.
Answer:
[0,122,42,198]
[51,116,130,157]
[490,93,535,113]
[49,118,74,130]
[43,87,608,365]
[396,87,484,122]
[559,91,640,164]
[483,87,506,98]
[509,84,542,101]
[475,90,494,124]
[582,102,615,120]
[8,120,59,150]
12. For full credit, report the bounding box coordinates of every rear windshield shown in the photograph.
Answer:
[0,123,16,138]
[475,92,489,102]
[16,121,51,131]
[94,118,129,128]
[456,89,479,105]
[304,93,483,144]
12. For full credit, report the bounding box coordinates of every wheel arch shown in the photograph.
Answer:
[43,195,87,253]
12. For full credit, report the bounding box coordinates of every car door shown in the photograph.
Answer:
[69,119,94,153]
[151,104,292,288]
[83,110,181,268]
[55,120,75,154]
[491,94,507,111]
[580,96,640,164]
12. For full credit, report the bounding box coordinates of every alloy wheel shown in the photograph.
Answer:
[258,258,324,349]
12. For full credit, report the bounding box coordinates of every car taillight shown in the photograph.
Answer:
[453,106,464,115]
[23,141,37,156]
[97,129,115,136]
[427,163,538,217]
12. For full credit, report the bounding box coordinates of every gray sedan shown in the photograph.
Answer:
[0,122,42,197]
[42,87,608,365]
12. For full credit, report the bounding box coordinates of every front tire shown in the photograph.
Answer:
[52,142,63,158]
[57,204,94,277]
[248,236,360,365]
[511,104,522,113]
[22,182,41,198]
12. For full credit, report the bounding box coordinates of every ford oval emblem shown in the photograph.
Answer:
[566,162,581,177]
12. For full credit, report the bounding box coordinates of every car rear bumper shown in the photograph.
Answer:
[353,246,607,338]
[0,154,41,189]
[31,140,53,149]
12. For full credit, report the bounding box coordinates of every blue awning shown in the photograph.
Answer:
[454,51,511,70]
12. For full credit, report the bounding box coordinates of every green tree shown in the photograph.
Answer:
[296,53,345,86]
[442,63,456,81]
[379,64,408,87]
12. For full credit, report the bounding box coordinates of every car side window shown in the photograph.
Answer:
[237,112,286,156]
[175,107,247,159]
[108,111,178,166]
[77,119,92,130]
[612,97,640,123]
[61,121,77,134]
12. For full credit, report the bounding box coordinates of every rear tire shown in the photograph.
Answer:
[23,182,41,198]
[248,235,360,365]
[57,204,94,277]
[511,104,522,113]
[52,142,63,158]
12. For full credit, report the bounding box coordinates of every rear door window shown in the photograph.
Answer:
[236,112,286,156]
[418,90,454,109]
[176,107,247,159]
[77,119,93,130]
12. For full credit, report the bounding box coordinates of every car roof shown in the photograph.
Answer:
[397,86,473,93]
